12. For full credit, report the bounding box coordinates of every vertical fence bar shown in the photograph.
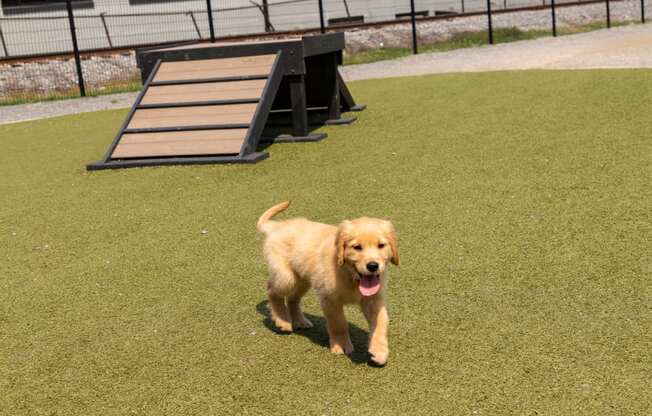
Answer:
[343,0,351,17]
[262,0,272,32]
[486,0,494,44]
[99,13,113,48]
[410,0,418,54]
[318,0,325,33]
[65,0,86,97]
[642,0,646,23]
[606,0,611,28]
[0,22,8,58]
[206,0,216,42]
[551,0,557,36]
[461,0,465,13]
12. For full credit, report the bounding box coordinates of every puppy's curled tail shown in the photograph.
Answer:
[257,201,291,234]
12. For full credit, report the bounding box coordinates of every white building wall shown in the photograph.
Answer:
[0,0,489,58]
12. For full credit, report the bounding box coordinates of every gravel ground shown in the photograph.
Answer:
[0,53,139,99]
[1,22,651,125]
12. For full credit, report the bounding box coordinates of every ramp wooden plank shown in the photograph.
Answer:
[112,129,246,158]
[118,129,247,146]
[127,104,258,129]
[141,80,266,105]
[155,65,271,82]
[154,55,276,82]
[152,38,301,52]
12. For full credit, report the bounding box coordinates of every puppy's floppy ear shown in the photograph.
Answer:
[335,220,351,266]
[385,221,400,266]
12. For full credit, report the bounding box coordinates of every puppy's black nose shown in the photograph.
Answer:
[366,262,379,272]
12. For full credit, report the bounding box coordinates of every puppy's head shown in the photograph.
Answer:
[336,218,399,297]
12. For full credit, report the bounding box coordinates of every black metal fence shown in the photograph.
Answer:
[0,0,648,104]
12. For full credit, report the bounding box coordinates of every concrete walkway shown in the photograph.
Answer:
[341,23,652,81]
[1,23,651,125]
[0,92,138,125]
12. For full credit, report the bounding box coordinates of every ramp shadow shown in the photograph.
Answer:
[255,300,370,365]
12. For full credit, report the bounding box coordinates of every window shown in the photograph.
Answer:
[2,0,93,14]
[128,0,194,5]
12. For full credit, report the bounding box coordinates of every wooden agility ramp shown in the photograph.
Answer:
[88,54,281,169]
[87,34,365,170]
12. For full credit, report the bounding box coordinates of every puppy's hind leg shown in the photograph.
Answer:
[287,279,313,330]
[266,257,297,333]
[268,291,293,333]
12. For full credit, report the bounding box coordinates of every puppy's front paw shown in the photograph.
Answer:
[330,341,354,355]
[369,347,389,366]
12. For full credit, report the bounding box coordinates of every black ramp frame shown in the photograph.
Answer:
[239,51,285,156]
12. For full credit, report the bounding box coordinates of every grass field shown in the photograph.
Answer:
[1,69,650,415]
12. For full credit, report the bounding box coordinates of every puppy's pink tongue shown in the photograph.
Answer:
[359,275,380,296]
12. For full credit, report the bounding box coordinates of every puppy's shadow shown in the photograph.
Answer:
[255,300,370,365]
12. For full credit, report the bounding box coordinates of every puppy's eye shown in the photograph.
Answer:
[353,244,363,251]
[378,243,386,249]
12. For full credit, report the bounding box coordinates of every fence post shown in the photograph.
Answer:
[486,0,494,45]
[99,13,113,48]
[642,0,646,23]
[410,0,418,54]
[318,0,325,33]
[206,0,216,42]
[65,0,86,97]
[551,0,557,36]
[606,0,611,27]
[0,22,8,58]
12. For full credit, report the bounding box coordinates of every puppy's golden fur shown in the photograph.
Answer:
[257,201,399,365]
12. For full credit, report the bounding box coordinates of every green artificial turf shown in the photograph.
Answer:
[1,69,650,415]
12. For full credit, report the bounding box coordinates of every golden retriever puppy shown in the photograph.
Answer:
[257,201,399,366]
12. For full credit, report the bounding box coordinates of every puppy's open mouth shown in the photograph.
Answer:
[358,273,380,297]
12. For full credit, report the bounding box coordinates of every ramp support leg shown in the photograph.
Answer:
[325,52,356,125]
[338,70,366,112]
[328,53,341,121]
[290,74,309,137]
[268,73,326,143]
